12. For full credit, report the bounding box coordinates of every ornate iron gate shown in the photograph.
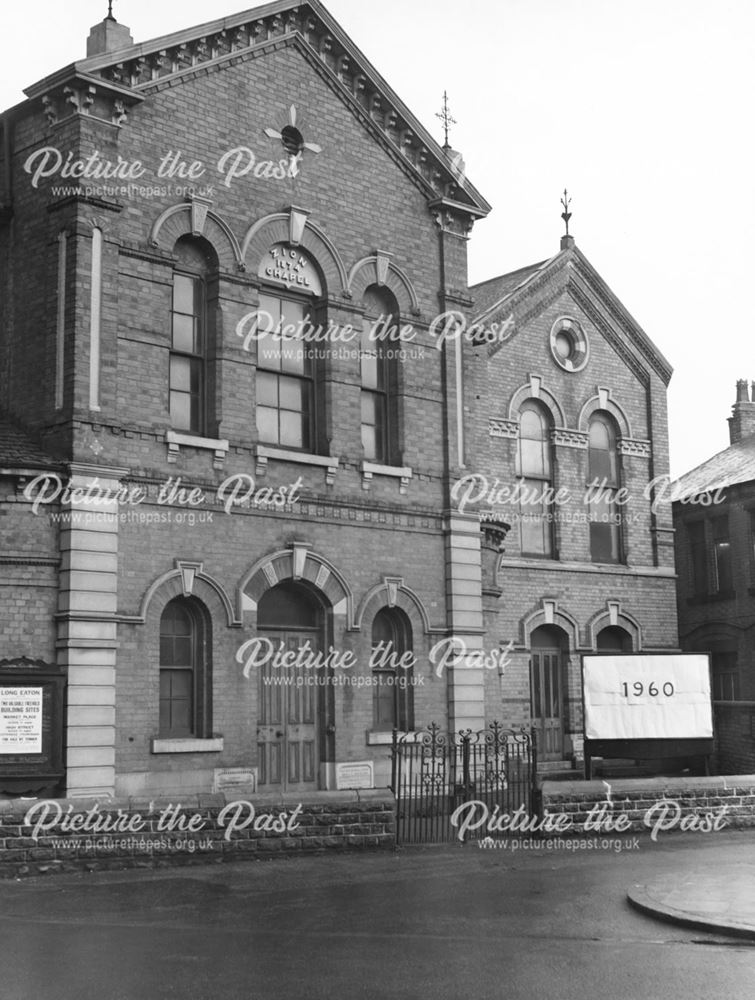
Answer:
[391,722,537,845]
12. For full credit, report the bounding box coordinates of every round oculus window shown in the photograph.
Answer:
[550,317,588,372]
[281,125,304,157]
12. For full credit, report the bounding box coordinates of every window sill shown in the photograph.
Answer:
[366,730,418,746]
[151,736,224,754]
[255,445,338,485]
[166,431,229,470]
[361,461,412,494]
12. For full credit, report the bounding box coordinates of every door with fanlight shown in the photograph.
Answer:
[530,626,566,760]
[256,583,321,792]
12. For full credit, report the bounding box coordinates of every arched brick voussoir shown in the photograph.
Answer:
[138,566,239,627]
[355,579,432,636]
[149,203,244,272]
[238,547,355,626]
[241,212,349,295]
[348,256,420,315]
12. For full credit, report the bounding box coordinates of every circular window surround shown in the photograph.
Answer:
[549,316,589,372]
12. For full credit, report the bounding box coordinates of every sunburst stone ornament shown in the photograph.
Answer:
[264,105,322,177]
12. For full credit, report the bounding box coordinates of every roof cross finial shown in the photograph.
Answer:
[107,0,115,21]
[436,91,457,147]
[561,188,572,237]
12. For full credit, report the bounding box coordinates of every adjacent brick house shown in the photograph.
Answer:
[673,380,755,772]
[0,0,679,799]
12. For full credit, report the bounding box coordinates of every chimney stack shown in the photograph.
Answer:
[86,9,133,57]
[728,380,755,443]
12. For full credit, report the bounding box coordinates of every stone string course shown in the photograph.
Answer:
[0,790,395,879]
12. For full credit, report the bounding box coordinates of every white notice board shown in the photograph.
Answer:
[582,654,712,741]
[0,687,44,754]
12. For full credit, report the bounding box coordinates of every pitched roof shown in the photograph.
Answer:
[470,243,673,385]
[671,433,755,500]
[470,259,552,318]
[0,415,62,471]
[20,0,490,219]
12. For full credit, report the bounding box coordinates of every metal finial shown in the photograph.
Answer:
[560,188,572,236]
[435,91,457,147]
[107,0,115,20]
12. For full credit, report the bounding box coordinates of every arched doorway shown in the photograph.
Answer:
[256,582,325,792]
[530,625,568,760]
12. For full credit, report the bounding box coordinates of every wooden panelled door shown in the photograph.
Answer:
[530,648,563,761]
[257,630,319,792]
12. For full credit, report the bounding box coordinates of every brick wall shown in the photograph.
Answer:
[714,703,755,774]
[675,481,755,703]
[0,789,395,879]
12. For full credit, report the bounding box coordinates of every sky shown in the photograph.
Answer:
[2,0,752,479]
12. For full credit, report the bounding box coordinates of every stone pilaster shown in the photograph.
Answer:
[443,510,485,731]
[57,464,125,797]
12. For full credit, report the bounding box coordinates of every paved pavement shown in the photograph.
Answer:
[628,846,755,939]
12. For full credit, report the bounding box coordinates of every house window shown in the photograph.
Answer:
[361,286,400,464]
[711,651,739,701]
[596,625,633,652]
[588,413,621,563]
[169,237,216,434]
[688,521,707,597]
[256,293,314,450]
[371,608,414,731]
[159,598,211,738]
[170,275,205,432]
[517,401,553,557]
[712,516,733,593]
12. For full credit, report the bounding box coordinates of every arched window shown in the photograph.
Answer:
[255,244,325,454]
[517,401,554,557]
[256,291,315,450]
[361,286,400,464]
[159,598,211,738]
[371,608,414,731]
[596,625,633,652]
[588,412,621,563]
[170,237,216,434]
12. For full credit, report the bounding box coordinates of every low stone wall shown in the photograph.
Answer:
[541,776,755,838]
[0,789,395,879]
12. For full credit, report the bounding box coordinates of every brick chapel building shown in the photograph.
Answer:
[673,381,755,773]
[0,0,679,799]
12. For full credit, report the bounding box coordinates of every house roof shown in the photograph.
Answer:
[18,0,490,219]
[0,415,62,471]
[671,433,755,501]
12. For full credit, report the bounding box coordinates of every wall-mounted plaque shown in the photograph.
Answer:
[258,244,322,296]
[335,761,374,790]
[214,767,257,793]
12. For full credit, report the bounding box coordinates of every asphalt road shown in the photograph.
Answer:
[1,831,753,1000]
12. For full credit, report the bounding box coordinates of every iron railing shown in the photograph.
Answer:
[391,722,537,845]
